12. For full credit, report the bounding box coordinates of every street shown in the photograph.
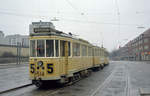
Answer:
[1,61,150,96]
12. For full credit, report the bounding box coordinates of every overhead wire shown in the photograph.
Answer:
[65,0,81,14]
[115,0,121,48]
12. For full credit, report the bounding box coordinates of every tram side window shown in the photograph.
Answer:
[94,49,96,56]
[46,40,54,57]
[60,40,65,56]
[95,49,98,56]
[82,45,87,56]
[55,40,59,57]
[68,42,71,56]
[88,47,92,56]
[30,40,36,57]
[37,40,45,57]
[60,41,71,57]
[73,43,80,56]
[98,49,100,56]
[100,49,101,56]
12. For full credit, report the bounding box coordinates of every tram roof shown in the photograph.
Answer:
[30,30,91,44]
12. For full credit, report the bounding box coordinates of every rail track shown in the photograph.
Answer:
[89,64,131,96]
[89,67,116,96]
[0,65,108,96]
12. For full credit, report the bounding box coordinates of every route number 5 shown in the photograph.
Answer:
[47,64,53,73]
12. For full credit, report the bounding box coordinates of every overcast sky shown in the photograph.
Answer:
[0,0,150,51]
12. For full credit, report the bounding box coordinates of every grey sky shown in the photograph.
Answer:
[0,0,150,51]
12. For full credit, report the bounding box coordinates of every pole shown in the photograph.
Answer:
[17,42,21,64]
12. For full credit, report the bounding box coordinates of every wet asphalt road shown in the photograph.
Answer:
[1,61,150,96]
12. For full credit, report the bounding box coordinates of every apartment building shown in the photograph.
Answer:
[114,28,150,61]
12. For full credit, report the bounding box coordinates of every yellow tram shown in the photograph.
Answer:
[29,21,109,87]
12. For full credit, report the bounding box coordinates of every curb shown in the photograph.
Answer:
[0,84,32,94]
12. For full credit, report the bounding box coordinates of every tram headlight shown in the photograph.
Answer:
[37,61,43,67]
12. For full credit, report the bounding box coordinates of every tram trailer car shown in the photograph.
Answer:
[29,21,109,87]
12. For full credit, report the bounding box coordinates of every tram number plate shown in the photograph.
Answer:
[35,71,44,77]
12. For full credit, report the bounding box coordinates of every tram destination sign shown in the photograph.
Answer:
[34,28,51,33]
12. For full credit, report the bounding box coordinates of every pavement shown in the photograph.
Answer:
[0,64,31,93]
[1,61,150,96]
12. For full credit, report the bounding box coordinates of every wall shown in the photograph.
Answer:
[0,44,29,57]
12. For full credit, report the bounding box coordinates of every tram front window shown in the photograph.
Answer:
[37,40,45,57]
[46,40,54,57]
[30,40,36,57]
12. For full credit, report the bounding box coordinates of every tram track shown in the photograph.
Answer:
[89,67,116,96]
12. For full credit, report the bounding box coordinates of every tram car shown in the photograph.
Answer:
[29,21,109,87]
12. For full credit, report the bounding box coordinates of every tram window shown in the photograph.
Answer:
[37,40,45,57]
[88,47,92,56]
[73,43,80,56]
[100,49,101,56]
[97,49,99,56]
[73,43,76,56]
[55,40,59,57]
[60,40,65,56]
[76,43,80,56]
[68,42,71,56]
[30,40,36,57]
[94,49,96,56]
[82,45,87,56]
[95,49,97,56]
[98,49,100,56]
[46,40,54,57]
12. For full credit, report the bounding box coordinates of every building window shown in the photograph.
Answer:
[11,38,17,45]
[144,45,149,50]
[144,38,148,43]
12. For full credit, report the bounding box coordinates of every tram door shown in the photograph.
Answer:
[60,41,69,75]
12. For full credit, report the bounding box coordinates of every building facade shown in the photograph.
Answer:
[113,28,150,61]
[0,31,29,47]
[5,34,29,47]
[0,31,8,45]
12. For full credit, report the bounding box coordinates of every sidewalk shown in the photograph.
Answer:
[0,65,31,92]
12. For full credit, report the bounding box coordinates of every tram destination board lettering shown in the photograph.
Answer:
[34,28,51,33]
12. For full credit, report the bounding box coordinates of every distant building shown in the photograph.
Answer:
[0,31,4,37]
[5,34,29,47]
[113,28,150,61]
[0,31,8,45]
